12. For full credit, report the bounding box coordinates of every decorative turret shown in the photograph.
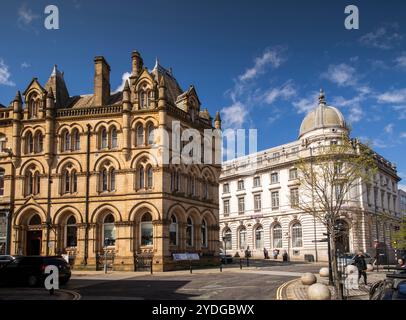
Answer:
[158,75,167,108]
[122,79,131,158]
[13,91,23,116]
[214,111,222,129]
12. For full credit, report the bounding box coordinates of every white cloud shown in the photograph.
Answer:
[384,123,394,134]
[0,59,15,86]
[400,132,406,139]
[359,24,403,50]
[221,102,248,128]
[399,184,406,192]
[17,3,39,25]
[21,62,30,69]
[113,72,131,93]
[395,52,406,68]
[321,63,357,87]
[263,81,296,104]
[392,106,406,120]
[348,105,364,123]
[292,91,319,114]
[377,89,406,104]
[238,47,286,82]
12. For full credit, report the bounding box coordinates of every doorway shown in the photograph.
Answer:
[26,230,42,255]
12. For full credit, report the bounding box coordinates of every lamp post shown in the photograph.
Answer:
[222,236,227,265]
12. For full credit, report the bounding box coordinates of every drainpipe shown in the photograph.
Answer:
[6,158,16,255]
[46,163,52,256]
[310,147,318,262]
[84,124,91,266]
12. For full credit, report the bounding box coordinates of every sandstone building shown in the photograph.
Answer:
[0,51,221,271]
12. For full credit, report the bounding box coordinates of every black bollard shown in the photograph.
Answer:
[240,258,242,270]
[220,263,223,272]
[190,261,193,274]
[150,261,153,275]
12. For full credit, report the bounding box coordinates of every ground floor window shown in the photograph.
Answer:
[255,226,264,249]
[141,212,153,246]
[223,228,232,250]
[103,214,116,246]
[66,215,77,247]
[272,224,282,248]
[239,227,247,250]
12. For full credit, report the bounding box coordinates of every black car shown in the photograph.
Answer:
[0,256,71,287]
[0,255,16,269]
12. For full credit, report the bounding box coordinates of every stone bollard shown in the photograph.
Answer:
[366,264,374,272]
[301,272,317,285]
[307,283,331,300]
[319,267,330,277]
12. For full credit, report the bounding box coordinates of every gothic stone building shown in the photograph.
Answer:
[219,91,402,262]
[0,51,221,271]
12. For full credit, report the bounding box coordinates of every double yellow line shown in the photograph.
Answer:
[276,278,299,300]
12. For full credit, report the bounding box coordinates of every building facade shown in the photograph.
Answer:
[0,51,221,271]
[219,91,402,262]
[399,189,406,216]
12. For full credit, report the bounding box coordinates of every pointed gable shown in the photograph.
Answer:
[45,65,70,108]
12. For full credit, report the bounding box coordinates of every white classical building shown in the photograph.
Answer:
[219,90,402,262]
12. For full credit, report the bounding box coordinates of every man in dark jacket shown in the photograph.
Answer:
[353,251,368,285]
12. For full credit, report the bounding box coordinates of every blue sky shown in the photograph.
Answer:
[0,0,406,189]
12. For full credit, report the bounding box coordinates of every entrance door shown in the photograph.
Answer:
[26,230,42,255]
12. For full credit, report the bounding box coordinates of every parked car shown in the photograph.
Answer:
[370,273,406,300]
[0,255,16,269]
[0,256,71,287]
[219,249,233,264]
[338,253,374,267]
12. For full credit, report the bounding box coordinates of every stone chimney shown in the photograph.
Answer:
[131,51,143,77]
[94,56,111,106]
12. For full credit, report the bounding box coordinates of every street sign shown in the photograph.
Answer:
[172,253,200,261]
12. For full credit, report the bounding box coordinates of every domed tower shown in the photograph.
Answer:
[299,89,348,144]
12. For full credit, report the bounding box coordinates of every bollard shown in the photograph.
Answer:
[240,258,242,270]
[220,263,223,272]
[246,257,249,267]
[190,261,193,274]
[150,261,153,275]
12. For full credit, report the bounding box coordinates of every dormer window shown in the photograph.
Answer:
[28,95,40,119]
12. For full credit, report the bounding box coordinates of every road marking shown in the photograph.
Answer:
[59,289,81,300]
[276,278,298,300]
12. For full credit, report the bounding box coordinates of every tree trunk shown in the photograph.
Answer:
[330,236,343,300]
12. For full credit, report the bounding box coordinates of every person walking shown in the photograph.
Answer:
[354,251,368,285]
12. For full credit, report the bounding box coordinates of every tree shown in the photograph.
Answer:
[294,135,377,299]
[393,217,406,251]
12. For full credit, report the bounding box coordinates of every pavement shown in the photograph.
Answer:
[277,270,388,300]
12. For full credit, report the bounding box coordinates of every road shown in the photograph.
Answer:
[63,262,327,300]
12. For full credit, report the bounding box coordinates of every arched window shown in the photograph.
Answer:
[147,166,153,188]
[201,219,208,247]
[103,214,116,246]
[139,91,146,109]
[110,168,116,191]
[28,98,39,118]
[66,215,77,247]
[101,128,108,149]
[72,170,78,193]
[29,214,41,226]
[169,215,178,246]
[0,134,6,152]
[0,168,4,196]
[272,224,282,248]
[140,212,153,246]
[27,133,34,154]
[34,171,40,194]
[72,129,80,151]
[238,227,247,250]
[63,131,70,152]
[223,228,232,250]
[292,222,302,247]
[26,172,33,195]
[35,132,43,153]
[111,127,118,149]
[64,170,70,194]
[136,125,144,146]
[138,166,144,189]
[186,217,194,246]
[203,182,209,199]
[101,168,108,192]
[147,124,154,145]
[255,226,264,249]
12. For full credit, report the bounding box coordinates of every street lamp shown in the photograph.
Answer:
[222,236,227,264]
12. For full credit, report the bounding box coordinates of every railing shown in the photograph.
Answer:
[56,105,123,117]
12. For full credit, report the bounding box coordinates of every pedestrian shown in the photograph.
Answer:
[353,251,368,285]
[273,249,278,259]
[395,258,406,274]
[282,250,288,262]
[263,248,269,259]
